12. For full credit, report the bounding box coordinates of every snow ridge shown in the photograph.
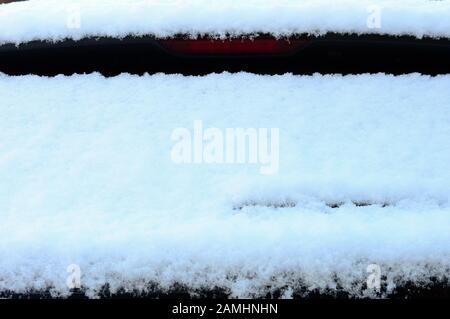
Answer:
[1,0,450,45]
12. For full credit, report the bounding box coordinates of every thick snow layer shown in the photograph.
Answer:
[1,0,450,45]
[0,73,450,297]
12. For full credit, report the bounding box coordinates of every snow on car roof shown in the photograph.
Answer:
[1,0,450,45]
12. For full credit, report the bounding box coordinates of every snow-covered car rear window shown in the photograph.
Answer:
[0,0,449,303]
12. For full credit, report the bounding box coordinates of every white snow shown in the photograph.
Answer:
[0,72,449,297]
[1,0,450,45]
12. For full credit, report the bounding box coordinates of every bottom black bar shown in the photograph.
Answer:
[1,298,445,318]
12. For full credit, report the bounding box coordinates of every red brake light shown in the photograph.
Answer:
[159,37,309,56]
